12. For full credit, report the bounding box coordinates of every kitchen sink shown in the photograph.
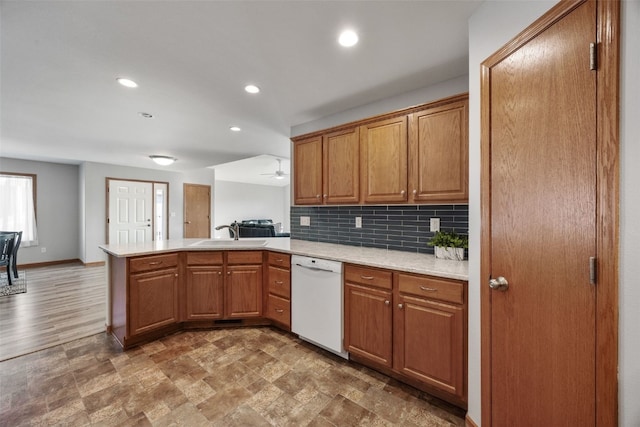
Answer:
[189,239,267,248]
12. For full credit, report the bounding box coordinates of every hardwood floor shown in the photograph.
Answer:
[0,263,106,361]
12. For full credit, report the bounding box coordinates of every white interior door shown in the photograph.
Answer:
[108,180,153,244]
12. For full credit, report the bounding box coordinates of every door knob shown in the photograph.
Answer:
[185,221,191,224]
[489,276,509,291]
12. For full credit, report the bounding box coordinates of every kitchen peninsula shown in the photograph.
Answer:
[100,237,469,407]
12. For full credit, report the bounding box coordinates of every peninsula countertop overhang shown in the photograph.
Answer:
[99,238,468,281]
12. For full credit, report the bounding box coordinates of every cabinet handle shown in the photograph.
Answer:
[148,261,163,266]
[275,258,283,262]
[275,309,284,313]
[360,275,374,280]
[420,286,437,292]
[275,280,284,285]
[384,300,390,305]
[398,303,404,309]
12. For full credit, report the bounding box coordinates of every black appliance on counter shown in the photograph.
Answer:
[227,219,290,238]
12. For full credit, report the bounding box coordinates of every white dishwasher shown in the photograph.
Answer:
[291,255,348,359]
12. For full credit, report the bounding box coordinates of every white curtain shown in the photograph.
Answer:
[0,174,38,247]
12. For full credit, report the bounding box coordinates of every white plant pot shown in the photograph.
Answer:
[434,246,465,261]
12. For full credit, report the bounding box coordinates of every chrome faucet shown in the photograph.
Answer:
[215,222,240,240]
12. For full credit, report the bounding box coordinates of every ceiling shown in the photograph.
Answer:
[215,154,290,187]
[0,1,481,176]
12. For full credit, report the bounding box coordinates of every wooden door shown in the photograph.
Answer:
[344,283,393,367]
[225,265,263,318]
[129,269,178,336]
[185,266,224,320]
[108,180,153,244]
[183,183,210,238]
[360,116,408,203]
[323,127,359,204]
[482,1,601,424]
[394,294,464,400]
[409,99,468,203]
[293,136,323,205]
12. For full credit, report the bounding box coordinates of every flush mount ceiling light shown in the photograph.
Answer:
[244,84,260,94]
[116,77,138,88]
[149,155,176,166]
[338,29,359,47]
[229,126,241,132]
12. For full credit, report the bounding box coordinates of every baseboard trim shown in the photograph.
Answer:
[466,415,479,427]
[84,261,106,267]
[19,259,83,269]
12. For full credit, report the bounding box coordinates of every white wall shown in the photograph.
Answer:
[0,157,80,264]
[213,181,289,238]
[469,1,638,425]
[80,162,216,263]
[620,1,639,425]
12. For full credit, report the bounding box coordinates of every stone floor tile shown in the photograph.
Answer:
[319,394,376,426]
[196,384,252,422]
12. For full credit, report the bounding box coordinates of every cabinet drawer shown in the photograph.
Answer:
[268,266,291,298]
[267,294,291,328]
[227,251,263,265]
[344,264,392,290]
[186,251,223,265]
[268,252,291,269]
[397,273,464,305]
[129,254,178,274]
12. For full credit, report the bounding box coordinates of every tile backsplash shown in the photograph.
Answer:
[290,204,469,255]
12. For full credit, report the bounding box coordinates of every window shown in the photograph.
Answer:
[0,173,38,246]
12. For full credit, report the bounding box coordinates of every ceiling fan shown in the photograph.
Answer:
[261,158,289,180]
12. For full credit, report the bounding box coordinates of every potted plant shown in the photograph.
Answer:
[428,231,468,260]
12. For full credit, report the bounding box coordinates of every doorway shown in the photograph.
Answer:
[480,0,618,425]
[184,183,211,238]
[107,178,169,244]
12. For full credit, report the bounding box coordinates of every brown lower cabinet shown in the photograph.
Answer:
[265,252,291,329]
[344,264,467,407]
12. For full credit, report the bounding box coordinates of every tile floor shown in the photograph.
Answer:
[0,327,465,426]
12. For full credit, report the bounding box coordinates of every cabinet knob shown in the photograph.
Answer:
[218,272,222,275]
[323,194,327,199]
[175,273,178,277]
[413,189,417,195]
[227,271,231,275]
[398,303,404,309]
[316,194,321,198]
[384,300,390,306]
[400,190,406,195]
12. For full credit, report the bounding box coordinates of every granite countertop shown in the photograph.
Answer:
[99,238,468,281]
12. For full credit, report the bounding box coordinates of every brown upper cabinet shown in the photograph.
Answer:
[293,127,360,205]
[408,99,468,202]
[360,116,408,203]
[292,93,468,205]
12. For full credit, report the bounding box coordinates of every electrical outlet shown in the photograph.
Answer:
[41,247,47,253]
[300,216,311,226]
[355,217,362,228]
[430,218,440,232]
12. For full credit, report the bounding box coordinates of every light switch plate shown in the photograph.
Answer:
[300,216,311,226]
[355,217,362,228]
[430,217,440,232]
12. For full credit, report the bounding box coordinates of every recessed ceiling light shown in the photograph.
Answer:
[149,155,176,166]
[244,84,260,94]
[230,126,241,132]
[116,77,138,88]
[138,112,154,119]
[338,30,359,47]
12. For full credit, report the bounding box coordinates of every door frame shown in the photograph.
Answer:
[105,178,170,244]
[480,1,619,425]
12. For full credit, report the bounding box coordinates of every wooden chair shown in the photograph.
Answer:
[0,234,15,286]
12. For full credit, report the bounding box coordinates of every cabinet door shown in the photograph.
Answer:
[293,136,323,205]
[394,294,465,399]
[185,266,224,320]
[409,100,468,202]
[323,127,359,204]
[360,116,408,203]
[225,265,263,318]
[129,269,178,336]
[344,283,393,367]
